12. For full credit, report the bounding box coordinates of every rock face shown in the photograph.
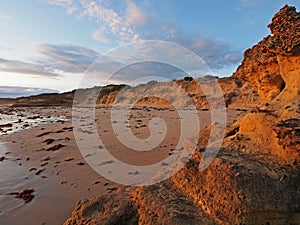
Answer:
[234,5,300,101]
[0,98,15,106]
[64,5,300,225]
[9,77,258,109]
[113,76,258,109]
[11,85,125,107]
[64,189,139,225]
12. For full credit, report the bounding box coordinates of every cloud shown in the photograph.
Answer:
[0,44,101,77]
[140,31,243,71]
[126,0,148,27]
[0,12,12,20]
[189,37,243,69]
[42,0,77,14]
[109,61,184,83]
[0,57,59,77]
[36,44,101,73]
[43,0,72,5]
[40,1,241,73]
[43,0,141,43]
[92,28,110,44]
[82,0,140,42]
[89,36,241,77]
[0,86,59,98]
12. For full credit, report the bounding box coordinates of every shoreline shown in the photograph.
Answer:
[0,106,244,225]
[0,107,118,225]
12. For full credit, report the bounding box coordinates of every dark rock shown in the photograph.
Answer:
[46,144,65,151]
[9,188,35,204]
[44,138,55,145]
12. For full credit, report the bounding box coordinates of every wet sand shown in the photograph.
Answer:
[0,106,245,225]
[0,107,118,225]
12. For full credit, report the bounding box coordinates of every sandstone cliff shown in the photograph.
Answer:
[9,85,125,107]
[234,5,300,101]
[9,77,259,110]
[64,5,300,225]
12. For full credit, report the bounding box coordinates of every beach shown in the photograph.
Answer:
[0,106,243,225]
[0,107,116,225]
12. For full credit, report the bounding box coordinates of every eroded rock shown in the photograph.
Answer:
[234,5,300,101]
[64,5,300,225]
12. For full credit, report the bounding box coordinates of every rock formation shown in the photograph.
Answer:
[8,77,259,110]
[234,5,300,101]
[64,5,300,225]
[9,5,300,225]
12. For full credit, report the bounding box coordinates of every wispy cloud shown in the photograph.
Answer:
[36,44,101,73]
[141,32,243,70]
[189,37,242,69]
[0,44,101,77]
[40,1,242,73]
[43,0,141,43]
[42,0,77,14]
[0,86,58,98]
[43,0,72,7]
[92,28,111,44]
[82,0,140,42]
[0,12,12,20]
[126,0,148,27]
[0,57,59,77]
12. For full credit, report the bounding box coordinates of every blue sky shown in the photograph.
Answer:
[0,0,299,96]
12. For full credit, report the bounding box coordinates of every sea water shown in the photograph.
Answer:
[0,107,67,135]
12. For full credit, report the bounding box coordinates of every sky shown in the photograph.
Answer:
[0,0,299,97]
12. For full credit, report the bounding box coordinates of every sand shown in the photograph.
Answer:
[0,106,244,225]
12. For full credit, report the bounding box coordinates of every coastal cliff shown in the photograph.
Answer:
[64,5,300,225]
